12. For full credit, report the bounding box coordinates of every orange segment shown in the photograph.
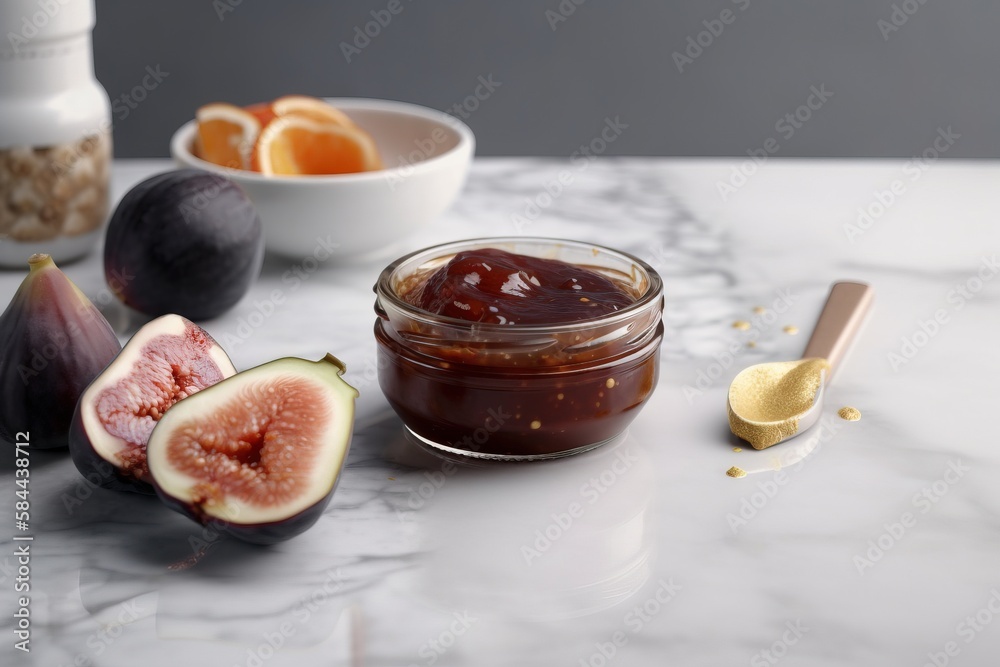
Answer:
[254,116,382,176]
[194,103,260,170]
[244,102,277,128]
[271,95,356,127]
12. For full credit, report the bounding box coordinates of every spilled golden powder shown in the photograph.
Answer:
[838,406,861,421]
[783,325,799,335]
[753,306,767,314]
[726,466,747,478]
[732,320,751,331]
[733,447,742,452]
[747,341,757,349]
[727,358,830,450]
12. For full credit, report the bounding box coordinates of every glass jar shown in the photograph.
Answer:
[0,0,112,267]
[374,237,664,460]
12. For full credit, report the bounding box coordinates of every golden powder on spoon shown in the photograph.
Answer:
[838,406,861,421]
[727,358,830,449]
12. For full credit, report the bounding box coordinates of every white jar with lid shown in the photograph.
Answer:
[0,0,112,267]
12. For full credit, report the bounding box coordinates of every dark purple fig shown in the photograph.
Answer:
[104,169,264,321]
[146,354,358,545]
[69,314,236,493]
[0,254,122,449]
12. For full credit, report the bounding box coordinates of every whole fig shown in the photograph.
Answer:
[104,169,264,321]
[0,254,122,449]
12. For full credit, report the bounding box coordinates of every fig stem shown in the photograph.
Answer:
[322,353,347,374]
[28,253,53,269]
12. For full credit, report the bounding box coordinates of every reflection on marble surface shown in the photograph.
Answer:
[402,432,653,621]
[1,158,999,666]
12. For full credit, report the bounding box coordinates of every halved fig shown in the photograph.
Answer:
[69,314,236,493]
[146,354,358,545]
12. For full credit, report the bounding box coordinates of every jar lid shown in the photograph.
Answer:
[0,0,94,53]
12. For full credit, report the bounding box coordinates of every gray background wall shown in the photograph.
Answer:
[94,0,1000,158]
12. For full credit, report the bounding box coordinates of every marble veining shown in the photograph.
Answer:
[0,158,998,666]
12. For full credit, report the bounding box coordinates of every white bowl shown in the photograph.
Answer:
[170,98,474,261]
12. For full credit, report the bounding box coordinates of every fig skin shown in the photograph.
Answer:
[68,410,149,494]
[155,486,338,547]
[104,169,264,321]
[146,354,358,545]
[69,314,236,494]
[0,254,122,449]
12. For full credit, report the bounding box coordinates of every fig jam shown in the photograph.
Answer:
[375,241,664,460]
[401,248,636,325]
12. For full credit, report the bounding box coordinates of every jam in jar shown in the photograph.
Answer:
[374,238,664,460]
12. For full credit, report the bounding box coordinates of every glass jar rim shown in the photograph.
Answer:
[374,236,664,334]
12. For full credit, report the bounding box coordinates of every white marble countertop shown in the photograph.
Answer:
[3,157,1000,666]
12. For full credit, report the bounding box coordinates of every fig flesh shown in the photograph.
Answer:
[146,354,358,545]
[70,314,236,493]
[0,254,121,449]
[104,169,264,321]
